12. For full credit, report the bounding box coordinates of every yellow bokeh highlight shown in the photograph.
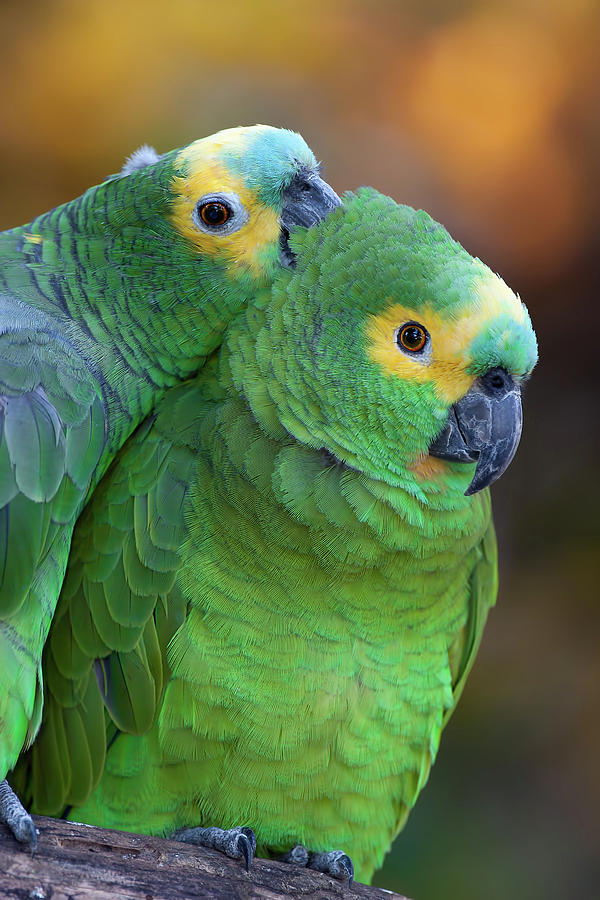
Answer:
[1,0,596,277]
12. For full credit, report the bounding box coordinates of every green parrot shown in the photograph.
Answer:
[12,189,537,885]
[0,124,340,849]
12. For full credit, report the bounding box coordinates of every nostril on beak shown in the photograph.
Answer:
[480,367,514,397]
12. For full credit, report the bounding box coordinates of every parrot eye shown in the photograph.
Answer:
[396,322,429,354]
[199,201,230,227]
[192,192,249,235]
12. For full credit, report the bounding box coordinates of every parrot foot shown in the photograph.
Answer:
[0,779,38,855]
[281,843,354,884]
[172,825,256,871]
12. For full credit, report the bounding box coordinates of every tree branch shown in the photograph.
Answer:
[0,816,411,899]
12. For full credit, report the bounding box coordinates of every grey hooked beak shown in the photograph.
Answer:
[279,170,341,266]
[428,367,523,495]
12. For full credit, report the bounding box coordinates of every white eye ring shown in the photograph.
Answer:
[192,192,249,235]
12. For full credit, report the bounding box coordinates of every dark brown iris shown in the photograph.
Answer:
[199,201,230,227]
[398,323,428,352]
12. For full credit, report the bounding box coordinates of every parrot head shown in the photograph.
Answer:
[232,188,538,498]
[121,124,340,283]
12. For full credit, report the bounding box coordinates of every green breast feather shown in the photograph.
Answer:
[12,188,537,884]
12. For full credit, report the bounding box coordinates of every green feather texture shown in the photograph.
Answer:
[0,124,330,783]
[13,188,537,884]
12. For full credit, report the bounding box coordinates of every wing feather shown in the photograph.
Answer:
[12,381,201,813]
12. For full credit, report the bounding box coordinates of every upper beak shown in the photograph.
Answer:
[428,367,523,495]
[279,171,341,266]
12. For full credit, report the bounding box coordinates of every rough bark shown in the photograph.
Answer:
[0,816,410,900]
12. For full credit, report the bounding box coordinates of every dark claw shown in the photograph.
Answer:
[337,853,354,885]
[237,828,256,871]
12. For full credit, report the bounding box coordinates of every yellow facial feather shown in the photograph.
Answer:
[472,273,527,326]
[170,129,280,279]
[365,274,525,405]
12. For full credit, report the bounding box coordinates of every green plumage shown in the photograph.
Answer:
[0,125,326,788]
[13,189,537,883]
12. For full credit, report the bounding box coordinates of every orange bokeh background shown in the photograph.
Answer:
[1,2,598,897]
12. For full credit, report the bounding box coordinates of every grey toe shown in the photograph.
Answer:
[281,842,354,884]
[0,780,38,856]
[281,843,310,867]
[172,825,256,871]
[309,849,354,883]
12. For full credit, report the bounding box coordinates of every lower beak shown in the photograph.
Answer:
[428,367,523,495]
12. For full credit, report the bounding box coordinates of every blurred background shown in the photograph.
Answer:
[0,1,598,897]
